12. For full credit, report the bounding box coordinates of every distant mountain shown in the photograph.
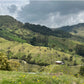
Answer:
[24,23,72,38]
[0,15,79,55]
[55,23,84,37]
[0,15,84,63]
[0,15,23,27]
[0,15,84,51]
[0,15,37,43]
[0,15,74,49]
[0,15,72,44]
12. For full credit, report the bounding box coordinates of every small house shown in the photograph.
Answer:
[55,61,64,65]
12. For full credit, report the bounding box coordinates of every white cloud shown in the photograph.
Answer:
[0,0,29,18]
[0,0,84,28]
[33,11,84,28]
[17,1,84,28]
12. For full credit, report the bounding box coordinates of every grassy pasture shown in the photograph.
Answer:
[0,70,84,84]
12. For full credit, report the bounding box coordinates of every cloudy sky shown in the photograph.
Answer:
[0,0,84,28]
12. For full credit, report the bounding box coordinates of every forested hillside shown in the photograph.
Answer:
[54,23,84,37]
[0,16,84,84]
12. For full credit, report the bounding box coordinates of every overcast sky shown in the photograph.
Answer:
[0,0,84,28]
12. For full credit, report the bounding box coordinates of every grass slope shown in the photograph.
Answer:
[0,15,84,54]
[0,70,84,84]
[0,37,83,66]
[48,36,84,53]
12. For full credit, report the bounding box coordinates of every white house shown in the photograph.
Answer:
[55,61,64,65]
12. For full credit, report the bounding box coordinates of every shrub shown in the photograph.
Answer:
[81,59,84,62]
[76,44,84,56]
[8,60,20,70]
[73,60,77,66]
[79,66,84,76]
[64,57,68,60]
[0,52,11,70]
[69,56,73,61]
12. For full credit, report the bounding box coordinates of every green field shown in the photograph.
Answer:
[0,70,84,84]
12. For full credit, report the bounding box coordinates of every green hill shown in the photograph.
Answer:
[55,23,84,37]
[0,15,84,62]
[0,15,77,53]
[0,15,84,84]
[0,15,72,44]
[24,23,72,38]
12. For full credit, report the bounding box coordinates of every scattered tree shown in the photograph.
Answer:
[80,66,84,76]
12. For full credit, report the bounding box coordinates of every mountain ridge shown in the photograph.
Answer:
[0,15,84,56]
[54,23,84,37]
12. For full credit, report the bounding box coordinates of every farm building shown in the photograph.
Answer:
[55,61,64,65]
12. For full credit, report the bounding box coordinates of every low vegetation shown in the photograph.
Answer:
[0,70,84,84]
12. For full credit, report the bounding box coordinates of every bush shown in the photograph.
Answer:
[79,66,84,76]
[81,59,84,62]
[69,56,73,61]
[73,60,77,66]
[76,44,84,56]
[0,52,11,70]
[8,60,20,70]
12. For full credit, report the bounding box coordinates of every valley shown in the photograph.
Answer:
[0,15,84,84]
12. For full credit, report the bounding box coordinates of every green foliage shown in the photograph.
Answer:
[0,52,20,71]
[55,23,84,37]
[76,44,84,56]
[0,52,11,70]
[69,56,73,61]
[73,60,78,66]
[81,58,84,62]
[21,54,32,63]
[79,66,84,76]
[0,36,83,67]
[24,23,72,38]
[0,71,84,84]
[7,50,13,59]
[0,30,26,43]
[30,35,48,46]
[0,15,84,71]
[48,36,76,54]
[8,60,20,70]
[0,15,84,56]
[54,24,84,42]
